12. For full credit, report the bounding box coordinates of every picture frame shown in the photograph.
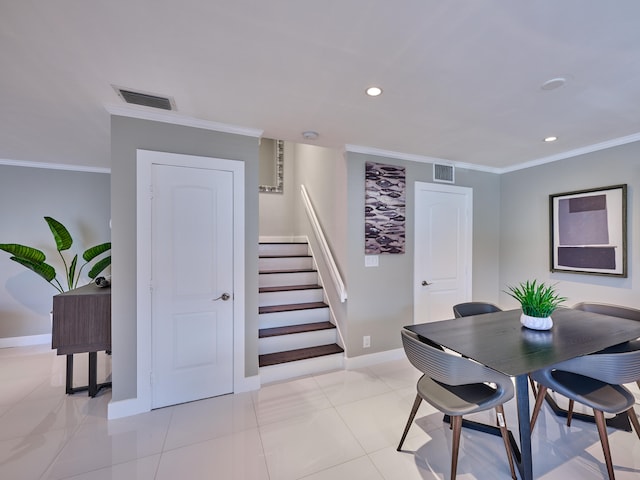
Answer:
[550,184,627,277]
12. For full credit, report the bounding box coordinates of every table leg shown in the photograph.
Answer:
[88,352,97,397]
[65,354,74,394]
[513,374,533,480]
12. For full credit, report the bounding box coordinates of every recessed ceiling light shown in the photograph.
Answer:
[541,77,567,91]
[544,136,558,142]
[366,86,383,97]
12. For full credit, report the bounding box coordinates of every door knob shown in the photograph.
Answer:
[213,293,231,301]
[422,281,432,286]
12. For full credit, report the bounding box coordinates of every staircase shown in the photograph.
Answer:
[258,241,344,384]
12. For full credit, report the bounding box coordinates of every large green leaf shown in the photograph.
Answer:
[0,244,46,263]
[10,256,57,283]
[68,254,78,290]
[83,242,111,261]
[44,216,72,251]
[88,255,111,279]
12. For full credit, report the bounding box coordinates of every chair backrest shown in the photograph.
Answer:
[573,302,640,322]
[550,348,640,385]
[401,330,513,397]
[453,302,502,318]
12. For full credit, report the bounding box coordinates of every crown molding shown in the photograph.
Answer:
[345,144,502,174]
[500,132,640,173]
[105,104,263,138]
[0,158,110,173]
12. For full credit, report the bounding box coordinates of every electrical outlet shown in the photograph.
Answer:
[363,335,371,348]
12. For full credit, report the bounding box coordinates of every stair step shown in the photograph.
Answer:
[259,243,309,257]
[260,268,316,274]
[259,302,327,315]
[259,344,344,367]
[259,321,335,338]
[259,284,322,293]
[259,254,312,259]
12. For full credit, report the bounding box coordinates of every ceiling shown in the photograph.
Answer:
[3,1,640,172]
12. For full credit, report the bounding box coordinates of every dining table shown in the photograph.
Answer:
[405,307,640,480]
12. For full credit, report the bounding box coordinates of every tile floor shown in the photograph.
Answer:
[1,344,640,479]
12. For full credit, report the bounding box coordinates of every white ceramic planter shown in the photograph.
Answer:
[520,313,553,330]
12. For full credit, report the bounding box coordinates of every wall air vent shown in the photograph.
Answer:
[433,163,455,184]
[113,86,176,111]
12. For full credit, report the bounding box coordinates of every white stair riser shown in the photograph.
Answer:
[259,256,313,271]
[259,308,330,329]
[259,271,318,287]
[258,243,309,257]
[259,329,337,355]
[260,353,344,385]
[259,289,324,307]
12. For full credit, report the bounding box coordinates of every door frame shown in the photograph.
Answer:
[136,149,246,412]
[413,181,473,323]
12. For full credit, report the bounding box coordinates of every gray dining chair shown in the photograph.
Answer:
[452,301,501,318]
[398,329,517,480]
[530,349,640,480]
[568,302,640,423]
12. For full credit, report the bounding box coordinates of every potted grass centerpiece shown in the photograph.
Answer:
[505,279,566,330]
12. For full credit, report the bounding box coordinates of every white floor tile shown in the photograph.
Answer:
[299,455,384,480]
[157,429,269,480]
[260,408,365,480]
[56,454,160,480]
[164,391,257,450]
[252,376,332,425]
[2,343,640,480]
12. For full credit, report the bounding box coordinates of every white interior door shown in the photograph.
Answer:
[151,163,234,408]
[414,182,472,324]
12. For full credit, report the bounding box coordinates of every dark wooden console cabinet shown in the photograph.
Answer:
[52,283,112,396]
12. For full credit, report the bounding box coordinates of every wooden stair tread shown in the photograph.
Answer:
[259,344,344,367]
[259,284,322,293]
[259,254,312,258]
[259,268,316,274]
[259,302,327,314]
[259,321,335,338]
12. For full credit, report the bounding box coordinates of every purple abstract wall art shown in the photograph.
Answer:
[365,162,406,254]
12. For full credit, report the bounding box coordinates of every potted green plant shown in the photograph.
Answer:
[0,216,111,293]
[504,279,566,330]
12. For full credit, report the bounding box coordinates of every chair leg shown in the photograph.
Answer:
[495,405,517,480]
[450,415,462,480]
[397,394,422,451]
[627,406,640,441]
[529,376,537,397]
[566,399,575,426]
[530,385,548,433]
[594,409,616,480]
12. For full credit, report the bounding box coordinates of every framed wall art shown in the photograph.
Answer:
[549,184,627,277]
[365,161,406,254]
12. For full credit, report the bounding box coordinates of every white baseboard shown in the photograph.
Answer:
[344,348,405,370]
[108,397,149,420]
[0,333,51,349]
[234,374,261,393]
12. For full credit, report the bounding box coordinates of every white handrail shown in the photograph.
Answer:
[301,185,347,302]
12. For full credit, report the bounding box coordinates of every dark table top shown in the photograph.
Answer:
[406,307,640,377]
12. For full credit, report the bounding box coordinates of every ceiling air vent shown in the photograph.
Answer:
[433,163,455,184]
[113,86,176,111]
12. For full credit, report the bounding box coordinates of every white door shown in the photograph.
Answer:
[414,182,472,324]
[151,163,234,408]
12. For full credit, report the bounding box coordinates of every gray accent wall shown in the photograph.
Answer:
[499,141,640,310]
[110,116,259,403]
[259,141,297,237]
[344,153,502,357]
[0,165,110,339]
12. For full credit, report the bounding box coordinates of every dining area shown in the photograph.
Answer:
[400,300,640,480]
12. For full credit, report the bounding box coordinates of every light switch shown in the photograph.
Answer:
[365,255,379,267]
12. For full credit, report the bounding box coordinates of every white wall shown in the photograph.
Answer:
[499,141,640,309]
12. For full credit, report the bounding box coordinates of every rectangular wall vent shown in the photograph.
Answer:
[433,163,455,184]
[113,86,175,111]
